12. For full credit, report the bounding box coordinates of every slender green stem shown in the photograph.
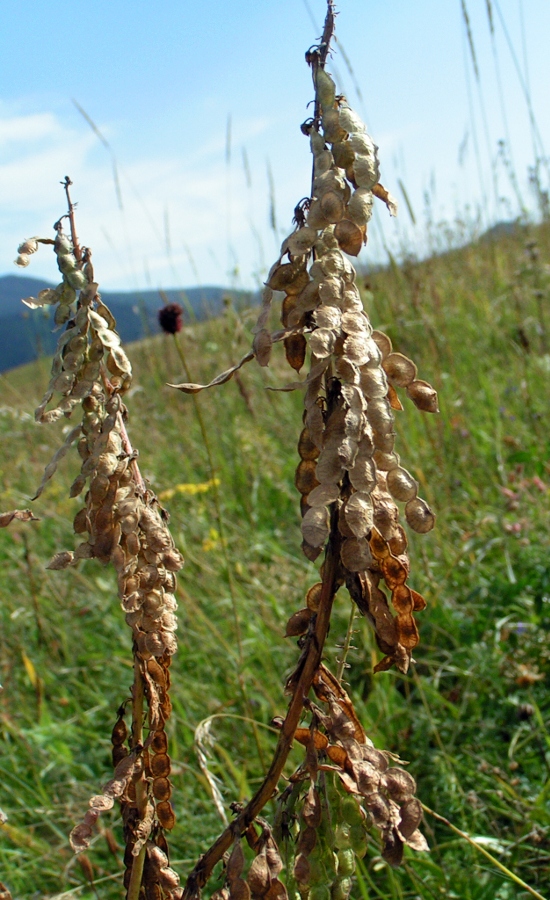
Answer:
[336,603,356,682]
[422,803,548,900]
[172,332,265,768]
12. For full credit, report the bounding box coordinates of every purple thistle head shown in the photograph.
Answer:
[158,303,183,335]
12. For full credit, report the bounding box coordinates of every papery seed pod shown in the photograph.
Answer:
[382,353,417,387]
[320,191,345,224]
[295,459,320,495]
[301,506,330,548]
[344,492,373,538]
[334,219,363,257]
[341,537,372,572]
[346,189,373,226]
[406,379,439,413]
[156,800,176,830]
[405,497,435,534]
[284,333,307,372]
[386,467,418,502]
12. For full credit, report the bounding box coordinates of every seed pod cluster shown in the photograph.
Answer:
[310,665,427,867]
[21,216,183,878]
[222,825,288,900]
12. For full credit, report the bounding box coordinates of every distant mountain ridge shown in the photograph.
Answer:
[0,275,253,373]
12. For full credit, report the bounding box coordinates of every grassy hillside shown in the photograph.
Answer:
[0,223,549,899]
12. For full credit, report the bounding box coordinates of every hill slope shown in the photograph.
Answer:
[0,274,253,371]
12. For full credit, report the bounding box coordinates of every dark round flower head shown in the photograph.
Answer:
[158,303,183,335]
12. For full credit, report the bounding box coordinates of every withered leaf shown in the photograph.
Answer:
[372,182,398,217]
[168,351,254,393]
[0,509,39,527]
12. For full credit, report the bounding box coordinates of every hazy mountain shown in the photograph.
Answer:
[0,275,253,372]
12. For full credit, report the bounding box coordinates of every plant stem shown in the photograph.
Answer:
[172,332,265,767]
[127,658,147,900]
[182,502,342,899]
[336,603,356,682]
[421,803,547,900]
[62,177,82,262]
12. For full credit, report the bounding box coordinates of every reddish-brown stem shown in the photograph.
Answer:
[182,518,341,898]
[182,369,342,899]
[62,176,83,262]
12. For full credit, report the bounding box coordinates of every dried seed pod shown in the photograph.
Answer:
[295,459,320,495]
[386,467,418,502]
[405,497,435,534]
[320,190,345,224]
[382,353,417,388]
[406,379,439,413]
[156,800,176,830]
[334,219,364,257]
[344,492,373,538]
[284,333,307,372]
[346,189,373,227]
[341,537,372,572]
[301,506,330,549]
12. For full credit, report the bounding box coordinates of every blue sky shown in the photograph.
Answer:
[1,0,549,290]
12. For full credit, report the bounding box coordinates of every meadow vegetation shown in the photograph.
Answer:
[0,215,549,899]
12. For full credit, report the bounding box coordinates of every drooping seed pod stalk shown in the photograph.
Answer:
[172,4,435,897]
[16,178,183,900]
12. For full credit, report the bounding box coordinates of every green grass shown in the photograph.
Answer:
[0,223,549,899]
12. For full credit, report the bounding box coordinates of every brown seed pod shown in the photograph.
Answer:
[320,190,345,224]
[298,427,320,462]
[285,607,313,637]
[284,333,307,372]
[306,582,323,611]
[156,800,176,830]
[295,459,320,495]
[382,352,417,387]
[150,753,171,779]
[334,219,364,257]
[386,467,418,502]
[405,497,435,534]
[152,776,172,801]
[406,380,439,413]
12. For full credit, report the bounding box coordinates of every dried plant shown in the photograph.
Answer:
[15,178,183,899]
[169,4,437,898]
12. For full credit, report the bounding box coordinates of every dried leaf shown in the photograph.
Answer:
[33,425,82,500]
[372,182,398,217]
[168,351,254,393]
[253,329,273,367]
[0,509,39,527]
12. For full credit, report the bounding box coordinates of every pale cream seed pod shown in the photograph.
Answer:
[386,467,418,503]
[405,497,435,534]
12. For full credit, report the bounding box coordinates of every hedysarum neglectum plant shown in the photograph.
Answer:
[15,179,183,900]
[169,3,437,899]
